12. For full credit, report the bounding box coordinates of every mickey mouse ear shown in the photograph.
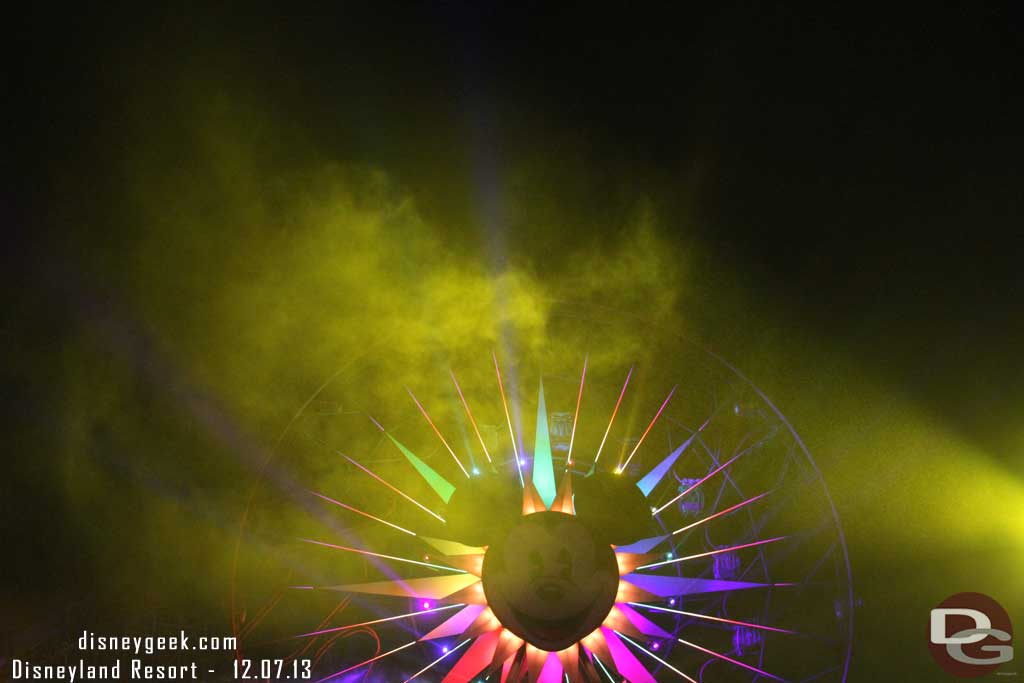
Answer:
[572,470,658,546]
[442,473,523,547]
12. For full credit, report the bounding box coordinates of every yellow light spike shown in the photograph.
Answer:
[445,579,490,605]
[421,536,487,556]
[439,553,486,577]
[522,481,548,515]
[550,472,575,514]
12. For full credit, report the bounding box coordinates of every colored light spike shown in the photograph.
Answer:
[600,627,657,683]
[676,637,789,682]
[441,629,502,683]
[549,471,575,514]
[614,534,669,554]
[493,352,524,488]
[420,536,486,556]
[594,366,633,465]
[635,412,711,497]
[619,574,770,598]
[404,639,471,683]
[309,490,417,536]
[451,370,493,464]
[613,603,672,638]
[532,380,557,508]
[300,538,465,573]
[381,429,457,503]
[316,639,418,683]
[296,603,462,639]
[614,631,698,683]
[522,480,548,515]
[322,574,481,600]
[566,354,588,467]
[652,449,744,516]
[406,387,471,478]
[537,652,564,683]
[420,604,487,641]
[618,385,677,473]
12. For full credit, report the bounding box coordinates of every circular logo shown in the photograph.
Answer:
[481,511,619,652]
[928,592,1014,677]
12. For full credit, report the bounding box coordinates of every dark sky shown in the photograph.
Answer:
[13,2,1021,459]
[6,2,1023,680]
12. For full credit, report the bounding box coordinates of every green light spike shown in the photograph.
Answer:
[385,433,456,503]
[532,379,557,508]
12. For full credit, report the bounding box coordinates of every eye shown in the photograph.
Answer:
[528,550,543,579]
[557,548,572,579]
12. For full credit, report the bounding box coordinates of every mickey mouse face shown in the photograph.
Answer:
[481,512,619,652]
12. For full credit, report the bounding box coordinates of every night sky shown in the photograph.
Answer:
[6,3,1023,681]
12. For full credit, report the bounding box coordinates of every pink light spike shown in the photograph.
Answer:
[441,629,502,683]
[676,637,789,682]
[653,449,745,515]
[404,639,471,683]
[295,603,463,639]
[450,370,492,463]
[309,490,417,536]
[493,352,524,487]
[595,366,634,465]
[537,651,564,683]
[618,385,677,473]
[406,386,470,477]
[600,627,657,683]
[613,631,698,683]
[627,602,797,635]
[299,538,465,573]
[315,639,418,683]
[339,452,445,523]
[566,354,588,467]
[672,491,771,536]
[420,604,487,641]
[636,536,787,570]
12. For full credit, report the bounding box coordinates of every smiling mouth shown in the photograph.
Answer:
[510,603,591,641]
[532,578,568,602]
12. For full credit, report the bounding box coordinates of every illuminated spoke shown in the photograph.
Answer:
[315,639,418,683]
[295,603,463,639]
[406,387,470,477]
[300,538,466,573]
[653,449,745,516]
[310,490,417,536]
[493,352,524,487]
[566,354,588,467]
[450,370,491,463]
[628,603,798,634]
[592,655,619,683]
[403,638,471,683]
[615,631,698,683]
[595,365,634,465]
[671,491,771,536]
[618,385,677,473]
[338,452,446,523]
[676,637,788,682]
[636,536,787,571]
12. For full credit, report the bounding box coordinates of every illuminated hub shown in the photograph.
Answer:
[481,511,619,652]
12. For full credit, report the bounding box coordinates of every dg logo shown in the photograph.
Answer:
[929,592,1014,678]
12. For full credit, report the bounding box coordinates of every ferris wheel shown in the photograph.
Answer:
[230,316,854,683]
